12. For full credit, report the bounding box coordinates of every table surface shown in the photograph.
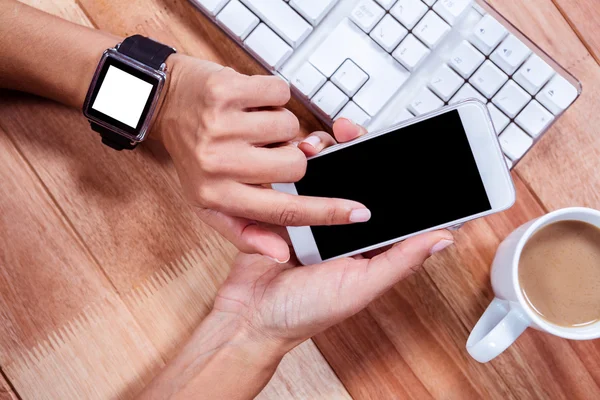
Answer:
[1,0,600,399]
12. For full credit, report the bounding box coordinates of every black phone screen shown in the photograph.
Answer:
[295,110,491,260]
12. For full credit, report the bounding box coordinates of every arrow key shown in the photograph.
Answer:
[490,34,531,75]
[331,59,369,97]
[513,54,555,95]
[536,74,579,115]
[515,100,554,137]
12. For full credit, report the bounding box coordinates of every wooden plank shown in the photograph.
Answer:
[0,371,18,400]
[0,125,166,398]
[551,0,600,64]
[0,124,111,362]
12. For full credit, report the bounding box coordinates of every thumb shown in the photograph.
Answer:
[363,230,454,298]
[194,208,290,263]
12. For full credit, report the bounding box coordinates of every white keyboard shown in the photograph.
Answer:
[189,0,581,168]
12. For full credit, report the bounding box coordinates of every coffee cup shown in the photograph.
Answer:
[467,207,600,363]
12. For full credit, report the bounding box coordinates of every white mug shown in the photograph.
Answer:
[466,207,600,363]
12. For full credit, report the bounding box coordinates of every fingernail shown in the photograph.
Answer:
[267,255,290,264]
[301,135,321,148]
[429,239,454,255]
[349,208,371,223]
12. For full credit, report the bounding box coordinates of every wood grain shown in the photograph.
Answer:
[0,125,166,399]
[2,0,600,399]
[0,371,18,400]
[551,0,600,64]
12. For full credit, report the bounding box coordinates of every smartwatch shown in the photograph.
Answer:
[83,35,176,150]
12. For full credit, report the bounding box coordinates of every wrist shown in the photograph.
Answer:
[197,310,292,365]
[148,52,184,145]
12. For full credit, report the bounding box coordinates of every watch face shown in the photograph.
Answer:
[85,53,161,139]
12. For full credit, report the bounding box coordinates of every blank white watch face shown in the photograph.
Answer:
[92,65,154,128]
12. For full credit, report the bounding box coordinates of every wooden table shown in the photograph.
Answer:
[1,0,599,398]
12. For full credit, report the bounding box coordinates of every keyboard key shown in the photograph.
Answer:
[409,88,444,115]
[393,34,430,71]
[390,0,428,29]
[244,23,293,69]
[448,40,484,79]
[492,81,531,118]
[469,14,508,55]
[240,0,313,48]
[332,59,369,96]
[473,2,487,16]
[449,83,486,104]
[487,103,510,134]
[336,101,371,127]
[433,0,474,25]
[429,64,464,101]
[350,0,385,33]
[192,0,228,16]
[515,100,554,137]
[489,34,532,75]
[413,11,451,48]
[499,123,533,160]
[370,14,408,52]
[217,0,259,40]
[312,81,349,117]
[394,108,416,124]
[292,62,326,97]
[535,74,578,115]
[309,19,411,115]
[513,54,555,95]
[290,0,339,25]
[469,60,508,98]
[374,0,397,10]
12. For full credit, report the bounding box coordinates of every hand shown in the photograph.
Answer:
[155,55,370,262]
[213,230,454,348]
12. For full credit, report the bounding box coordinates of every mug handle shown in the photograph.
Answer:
[466,298,531,363]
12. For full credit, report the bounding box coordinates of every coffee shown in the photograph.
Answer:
[518,220,600,327]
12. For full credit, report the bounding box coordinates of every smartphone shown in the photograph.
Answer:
[273,100,516,265]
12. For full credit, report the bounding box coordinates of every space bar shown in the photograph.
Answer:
[239,0,312,48]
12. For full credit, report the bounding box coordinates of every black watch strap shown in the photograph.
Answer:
[92,122,138,150]
[118,35,176,70]
[91,35,175,151]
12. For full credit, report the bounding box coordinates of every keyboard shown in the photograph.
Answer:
[188,0,581,169]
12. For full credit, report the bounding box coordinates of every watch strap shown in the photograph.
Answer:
[91,122,137,151]
[118,34,176,70]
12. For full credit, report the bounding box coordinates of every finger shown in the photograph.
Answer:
[332,118,368,143]
[298,131,337,157]
[236,74,291,108]
[363,230,454,297]
[362,245,392,259]
[234,145,307,184]
[217,184,371,226]
[238,108,300,145]
[194,208,291,263]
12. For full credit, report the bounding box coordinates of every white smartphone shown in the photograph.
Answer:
[273,100,516,265]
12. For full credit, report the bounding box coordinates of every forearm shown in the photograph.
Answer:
[137,311,289,400]
[0,0,120,108]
